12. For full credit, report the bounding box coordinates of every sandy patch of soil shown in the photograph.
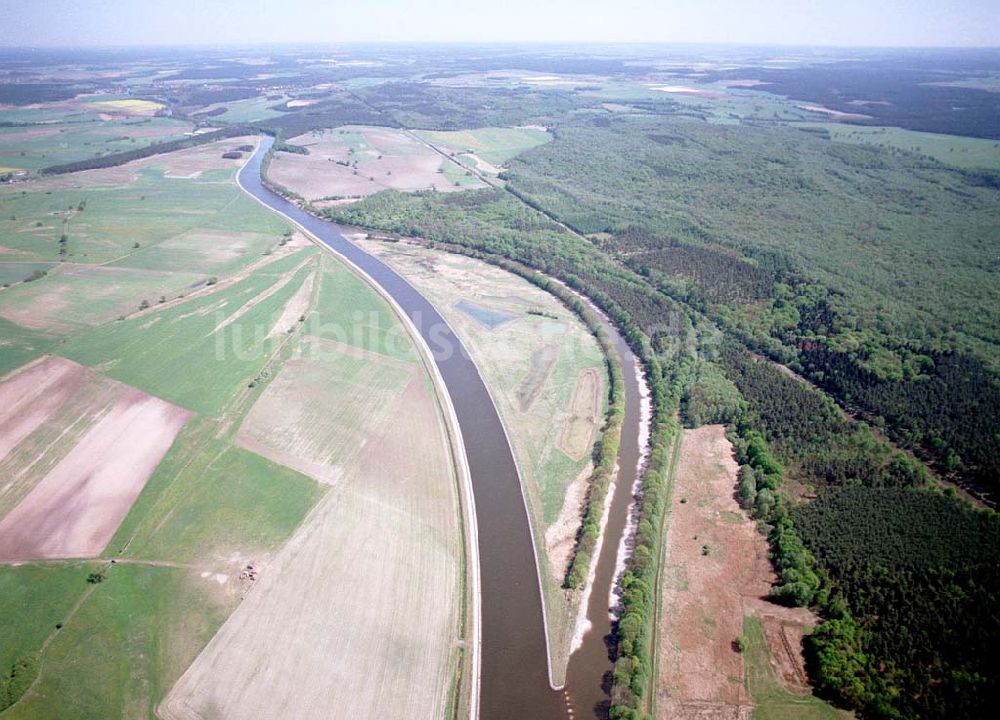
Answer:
[460,152,503,175]
[544,463,591,583]
[650,85,731,99]
[758,613,814,691]
[558,368,601,460]
[797,104,873,121]
[0,359,191,560]
[720,79,769,88]
[161,373,461,720]
[266,268,314,339]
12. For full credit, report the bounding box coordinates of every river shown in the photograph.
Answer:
[239,136,642,720]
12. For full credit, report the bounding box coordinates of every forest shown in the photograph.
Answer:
[329,103,999,719]
[699,57,1000,138]
[793,487,1000,719]
[502,116,1000,501]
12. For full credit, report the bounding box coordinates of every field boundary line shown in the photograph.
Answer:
[236,143,482,719]
[647,428,684,718]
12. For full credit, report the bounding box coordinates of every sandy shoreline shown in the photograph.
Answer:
[609,356,653,614]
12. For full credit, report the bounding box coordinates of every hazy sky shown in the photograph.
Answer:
[1,0,998,48]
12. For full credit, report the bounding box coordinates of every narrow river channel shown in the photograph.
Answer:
[239,136,642,720]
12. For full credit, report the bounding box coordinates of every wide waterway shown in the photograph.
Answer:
[240,136,642,719]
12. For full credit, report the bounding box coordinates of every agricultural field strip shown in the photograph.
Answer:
[235,155,481,718]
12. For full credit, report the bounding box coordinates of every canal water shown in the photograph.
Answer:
[241,137,642,719]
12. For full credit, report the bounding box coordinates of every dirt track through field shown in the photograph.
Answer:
[558,368,601,460]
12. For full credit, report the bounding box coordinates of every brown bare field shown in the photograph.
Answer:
[0,356,85,464]
[558,368,601,460]
[0,355,131,518]
[161,369,463,720]
[0,356,191,560]
[655,424,823,719]
[267,126,485,201]
[655,424,769,719]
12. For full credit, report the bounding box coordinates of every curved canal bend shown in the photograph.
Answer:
[239,136,642,720]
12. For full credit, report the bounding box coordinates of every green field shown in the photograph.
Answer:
[0,117,192,172]
[196,95,289,123]
[4,564,235,720]
[416,126,551,165]
[311,254,416,362]
[440,158,483,187]
[0,169,286,266]
[0,317,56,376]
[59,255,315,416]
[743,617,850,720]
[0,139,293,371]
[0,263,52,285]
[111,427,326,563]
[0,563,94,671]
[799,122,1000,170]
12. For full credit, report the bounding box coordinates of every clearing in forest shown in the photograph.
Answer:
[654,424,844,720]
[267,125,484,203]
[415,126,552,173]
